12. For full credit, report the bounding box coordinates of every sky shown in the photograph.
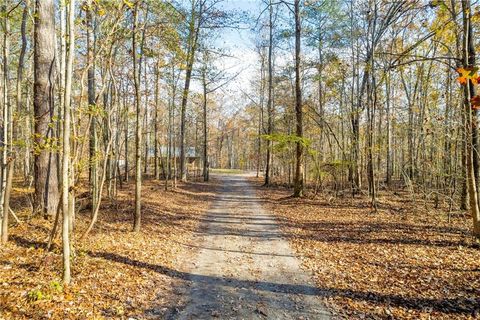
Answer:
[190,0,297,117]
[191,0,264,116]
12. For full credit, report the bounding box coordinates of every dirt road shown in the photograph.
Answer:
[168,173,331,319]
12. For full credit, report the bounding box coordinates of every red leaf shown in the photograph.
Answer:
[470,95,480,109]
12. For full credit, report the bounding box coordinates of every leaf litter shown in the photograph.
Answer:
[0,178,218,319]
[256,182,480,320]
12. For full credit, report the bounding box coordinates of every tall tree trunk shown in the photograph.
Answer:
[124,94,129,182]
[141,28,148,175]
[366,68,377,210]
[62,0,75,284]
[461,104,469,210]
[317,30,324,166]
[293,0,303,197]
[18,3,28,181]
[385,73,392,186]
[366,0,378,211]
[180,1,202,182]
[133,2,142,232]
[202,70,209,181]
[165,79,173,190]
[86,1,98,219]
[264,0,274,186]
[444,67,452,188]
[349,1,361,195]
[143,97,149,175]
[462,0,480,239]
[154,61,160,180]
[1,2,10,243]
[33,0,59,218]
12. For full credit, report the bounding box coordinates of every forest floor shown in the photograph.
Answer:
[0,177,218,319]
[256,178,480,319]
[2,172,480,319]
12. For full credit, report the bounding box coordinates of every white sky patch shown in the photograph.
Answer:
[189,0,263,116]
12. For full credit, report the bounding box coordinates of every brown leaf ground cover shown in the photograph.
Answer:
[256,181,480,320]
[0,178,218,319]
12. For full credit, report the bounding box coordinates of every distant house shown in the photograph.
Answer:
[147,146,201,177]
[117,147,201,178]
[154,146,198,163]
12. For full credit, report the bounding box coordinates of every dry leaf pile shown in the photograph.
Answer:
[0,178,217,319]
[257,184,480,319]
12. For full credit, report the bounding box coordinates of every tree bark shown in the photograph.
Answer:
[33,0,59,218]
[293,0,304,197]
[264,0,274,186]
[180,0,202,182]
[133,2,142,232]
[1,2,10,243]
[62,0,75,284]
[86,0,98,219]
[18,3,28,181]
[154,61,160,180]
[461,0,480,239]
[202,69,209,181]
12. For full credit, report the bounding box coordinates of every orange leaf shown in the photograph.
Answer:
[470,95,480,109]
[457,67,479,85]
[458,76,468,85]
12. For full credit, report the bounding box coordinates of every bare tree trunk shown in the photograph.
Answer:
[166,62,178,190]
[124,95,129,182]
[1,162,13,243]
[154,61,160,180]
[461,105,469,210]
[17,3,28,181]
[133,2,142,232]
[366,1,378,211]
[173,115,177,188]
[180,1,202,182]
[202,70,209,181]
[143,95,149,175]
[349,1,361,195]
[293,0,304,197]
[366,69,377,210]
[462,0,480,239]
[141,31,148,175]
[33,0,59,218]
[165,88,172,191]
[86,1,98,219]
[1,2,10,243]
[62,0,75,284]
[385,73,392,186]
[264,0,274,186]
